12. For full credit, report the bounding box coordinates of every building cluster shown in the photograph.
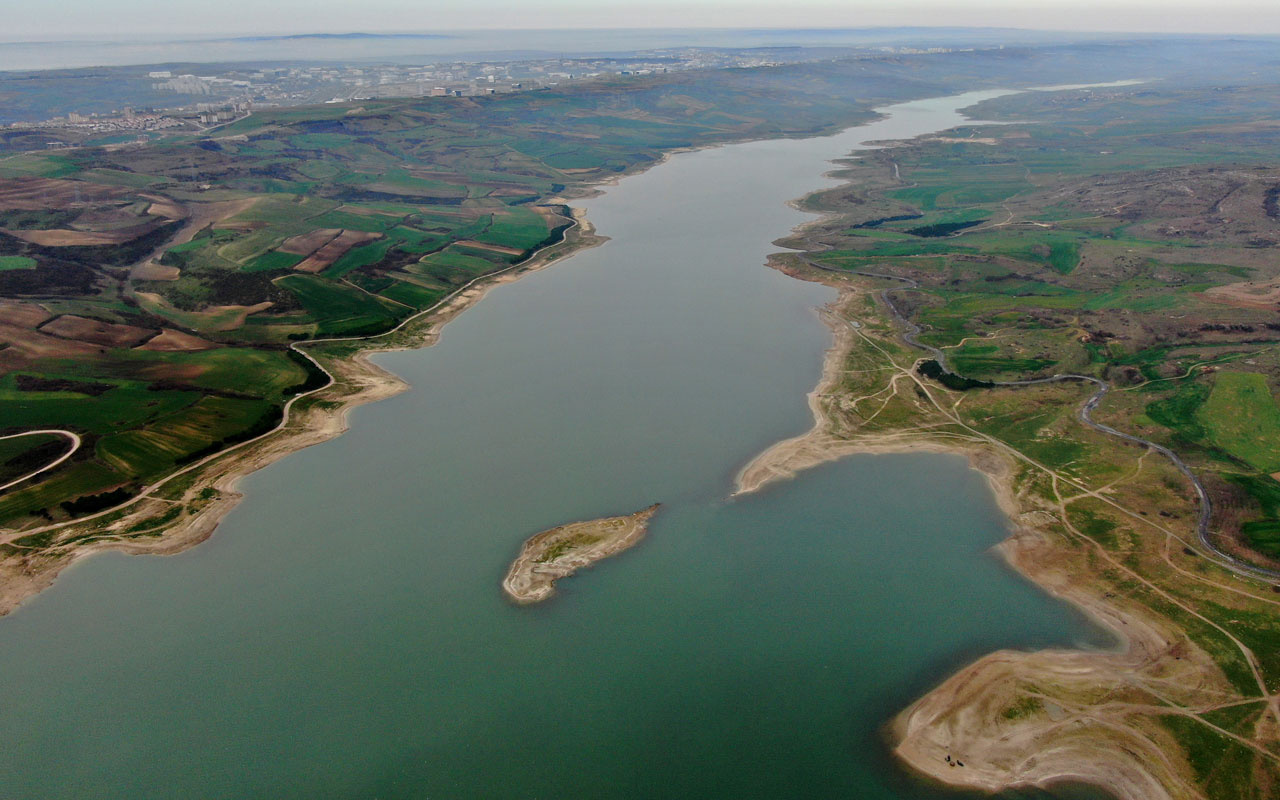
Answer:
[10,100,252,139]
[19,108,192,135]
[873,46,976,55]
[1,45,926,139]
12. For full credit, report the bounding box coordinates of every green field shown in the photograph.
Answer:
[0,433,67,485]
[0,256,36,271]
[277,274,404,336]
[1199,372,1280,473]
[97,396,276,480]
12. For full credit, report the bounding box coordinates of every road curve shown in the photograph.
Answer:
[0,430,81,494]
[0,212,584,545]
[848,268,1280,583]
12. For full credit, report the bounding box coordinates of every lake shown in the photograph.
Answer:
[0,92,1110,799]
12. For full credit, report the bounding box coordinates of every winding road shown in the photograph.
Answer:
[847,267,1280,583]
[0,430,81,494]
[0,212,584,546]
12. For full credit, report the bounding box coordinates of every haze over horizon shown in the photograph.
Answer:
[8,0,1280,40]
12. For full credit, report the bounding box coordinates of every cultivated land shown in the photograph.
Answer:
[4,37,1280,800]
[2,40,1185,570]
[502,504,661,604]
[738,80,1280,799]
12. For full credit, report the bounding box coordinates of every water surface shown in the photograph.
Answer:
[0,93,1107,798]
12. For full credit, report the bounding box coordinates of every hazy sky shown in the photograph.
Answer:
[9,0,1280,39]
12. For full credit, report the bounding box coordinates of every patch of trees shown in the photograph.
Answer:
[0,208,80,229]
[0,260,96,295]
[0,234,96,294]
[330,187,465,205]
[246,162,297,180]
[916,359,995,390]
[1200,323,1257,333]
[0,130,78,154]
[61,487,133,516]
[1265,185,1280,220]
[295,119,349,135]
[905,219,986,237]
[852,213,923,229]
[2,439,70,476]
[14,375,113,396]
[203,269,302,311]
[283,349,329,395]
[46,219,184,268]
[517,218,574,260]
[358,245,433,275]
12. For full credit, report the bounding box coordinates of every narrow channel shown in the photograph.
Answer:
[0,92,1108,799]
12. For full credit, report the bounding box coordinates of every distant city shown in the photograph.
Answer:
[2,44,986,146]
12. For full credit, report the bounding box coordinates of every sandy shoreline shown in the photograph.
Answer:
[0,100,1240,797]
[0,110,895,617]
[0,204,608,617]
[730,280,1231,799]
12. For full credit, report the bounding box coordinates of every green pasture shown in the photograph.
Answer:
[1199,372,1280,473]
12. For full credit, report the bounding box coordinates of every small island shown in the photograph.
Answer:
[502,504,661,604]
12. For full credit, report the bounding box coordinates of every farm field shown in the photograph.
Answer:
[6,42,1268,530]
[768,78,1280,798]
[804,82,1280,568]
[3,37,1280,800]
[0,55,971,529]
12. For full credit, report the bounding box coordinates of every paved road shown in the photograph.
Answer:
[847,268,1280,583]
[0,430,81,494]
[0,214,583,543]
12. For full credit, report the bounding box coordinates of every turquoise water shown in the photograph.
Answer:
[0,93,1109,798]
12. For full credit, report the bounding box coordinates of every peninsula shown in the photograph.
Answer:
[3,35,1280,800]
[736,79,1280,798]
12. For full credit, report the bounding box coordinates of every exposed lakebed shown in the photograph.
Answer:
[0,93,1110,798]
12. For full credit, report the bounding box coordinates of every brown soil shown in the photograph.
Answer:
[0,321,104,362]
[0,177,124,209]
[332,204,412,218]
[134,292,274,332]
[1203,278,1280,310]
[130,262,181,281]
[0,299,51,329]
[39,315,155,348]
[455,240,525,256]
[140,195,187,221]
[129,196,258,278]
[4,226,151,246]
[294,230,382,273]
[889,467,1216,800]
[279,228,342,256]
[213,220,265,232]
[198,301,275,332]
[135,328,217,352]
[502,504,661,604]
